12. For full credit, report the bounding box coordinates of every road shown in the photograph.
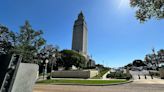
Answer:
[33,83,164,92]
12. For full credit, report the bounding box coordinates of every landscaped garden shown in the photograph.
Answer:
[37,79,128,85]
[92,68,109,79]
[106,71,132,80]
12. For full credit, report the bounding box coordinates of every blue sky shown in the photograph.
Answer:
[1,0,164,67]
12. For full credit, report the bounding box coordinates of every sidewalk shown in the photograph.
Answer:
[101,71,110,80]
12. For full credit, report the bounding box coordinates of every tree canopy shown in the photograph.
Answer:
[130,0,164,22]
[0,25,13,54]
[60,50,87,69]
[132,59,146,67]
[0,21,46,63]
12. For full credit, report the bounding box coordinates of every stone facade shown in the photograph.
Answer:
[72,11,88,56]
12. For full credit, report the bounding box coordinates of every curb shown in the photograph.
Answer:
[48,80,133,86]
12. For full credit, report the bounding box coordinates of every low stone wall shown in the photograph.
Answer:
[89,70,99,78]
[52,70,98,78]
[159,68,164,79]
[11,63,38,92]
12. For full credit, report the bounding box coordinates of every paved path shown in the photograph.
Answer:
[130,70,164,84]
[33,70,164,92]
[33,83,164,92]
[101,70,110,80]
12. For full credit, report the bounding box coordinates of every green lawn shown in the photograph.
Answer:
[37,79,127,85]
[92,68,109,79]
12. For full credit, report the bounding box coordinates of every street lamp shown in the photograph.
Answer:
[40,60,45,79]
[43,59,49,80]
[45,59,49,74]
[50,53,56,79]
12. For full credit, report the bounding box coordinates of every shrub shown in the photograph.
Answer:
[149,71,160,77]
[106,72,115,78]
[106,72,132,80]
[60,50,87,69]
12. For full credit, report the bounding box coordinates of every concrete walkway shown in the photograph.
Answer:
[33,70,164,92]
[101,70,110,80]
[130,70,164,84]
[33,83,164,92]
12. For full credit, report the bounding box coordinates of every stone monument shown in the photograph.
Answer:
[0,54,38,92]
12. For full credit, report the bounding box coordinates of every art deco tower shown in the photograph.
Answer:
[72,11,88,56]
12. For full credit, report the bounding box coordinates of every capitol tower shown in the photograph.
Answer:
[72,11,88,57]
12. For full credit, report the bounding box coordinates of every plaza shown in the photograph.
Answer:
[33,69,164,92]
[33,82,164,92]
[1,0,164,92]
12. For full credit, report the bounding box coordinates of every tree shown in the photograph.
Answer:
[145,54,152,63]
[158,49,164,55]
[130,0,164,22]
[1,21,46,63]
[10,21,46,63]
[132,59,146,67]
[37,45,59,74]
[126,63,132,67]
[60,50,86,70]
[0,24,13,54]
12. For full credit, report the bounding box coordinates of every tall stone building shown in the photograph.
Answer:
[72,11,88,56]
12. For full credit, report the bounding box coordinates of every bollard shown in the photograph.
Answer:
[138,75,140,79]
[145,75,147,79]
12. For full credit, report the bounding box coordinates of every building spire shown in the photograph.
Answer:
[78,11,84,20]
[80,10,83,15]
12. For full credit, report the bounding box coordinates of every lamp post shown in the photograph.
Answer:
[45,59,49,77]
[50,53,56,79]
[40,60,45,79]
[42,59,49,80]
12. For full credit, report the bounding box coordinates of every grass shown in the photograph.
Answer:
[92,68,109,79]
[37,79,127,85]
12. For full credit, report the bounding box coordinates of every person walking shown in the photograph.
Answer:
[138,75,140,79]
